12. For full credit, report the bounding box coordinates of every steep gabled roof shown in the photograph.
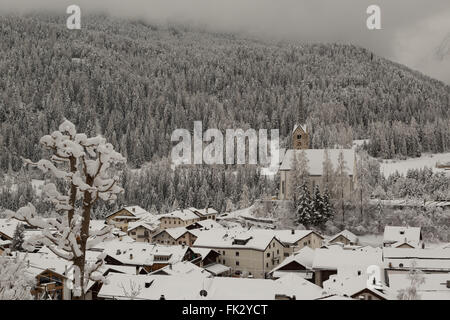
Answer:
[383,226,422,245]
[280,149,355,175]
[329,230,358,244]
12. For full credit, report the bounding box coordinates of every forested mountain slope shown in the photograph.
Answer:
[0,14,449,171]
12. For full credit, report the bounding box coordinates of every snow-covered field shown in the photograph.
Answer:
[379,152,450,177]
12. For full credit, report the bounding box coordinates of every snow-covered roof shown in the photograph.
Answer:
[323,274,395,300]
[193,228,282,251]
[270,246,315,274]
[383,248,450,270]
[97,273,205,300]
[89,220,108,231]
[15,251,73,278]
[0,218,21,239]
[292,123,307,134]
[388,273,450,300]
[312,247,383,271]
[280,149,355,175]
[159,209,200,221]
[328,230,358,244]
[154,227,194,240]
[98,273,325,300]
[190,208,219,217]
[103,242,189,266]
[190,248,220,261]
[124,206,151,217]
[149,261,210,278]
[203,263,231,276]
[391,241,421,249]
[273,230,323,245]
[383,226,422,245]
[383,247,450,259]
[102,265,137,275]
[191,219,223,230]
[105,205,151,219]
[127,221,159,233]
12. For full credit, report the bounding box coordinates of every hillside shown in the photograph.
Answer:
[0,14,449,171]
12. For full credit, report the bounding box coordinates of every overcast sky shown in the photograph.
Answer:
[2,0,450,84]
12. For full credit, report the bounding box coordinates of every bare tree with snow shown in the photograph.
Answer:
[119,280,142,300]
[5,120,126,299]
[397,260,426,300]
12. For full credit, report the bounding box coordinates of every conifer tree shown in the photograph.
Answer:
[296,184,313,228]
[11,223,25,252]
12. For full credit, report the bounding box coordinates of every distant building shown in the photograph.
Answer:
[127,221,158,243]
[274,230,324,256]
[105,206,151,232]
[158,207,218,230]
[292,124,310,149]
[152,227,199,246]
[383,247,450,276]
[193,228,285,278]
[279,149,356,200]
[383,226,423,248]
[328,230,359,246]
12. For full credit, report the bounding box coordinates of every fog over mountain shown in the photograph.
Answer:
[1,0,450,84]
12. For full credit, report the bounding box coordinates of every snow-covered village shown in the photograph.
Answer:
[1,0,450,307]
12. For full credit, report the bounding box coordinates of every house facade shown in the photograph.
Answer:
[158,208,218,230]
[193,229,286,278]
[274,230,324,256]
[292,124,310,150]
[105,206,149,232]
[153,227,199,246]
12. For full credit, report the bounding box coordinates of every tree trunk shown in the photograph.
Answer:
[72,175,93,300]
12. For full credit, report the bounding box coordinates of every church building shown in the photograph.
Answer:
[279,125,356,200]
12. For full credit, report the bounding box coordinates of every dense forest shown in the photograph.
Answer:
[1,14,449,172]
[1,14,450,238]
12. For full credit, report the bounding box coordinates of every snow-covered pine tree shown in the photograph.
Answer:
[6,119,126,299]
[322,188,334,224]
[296,183,313,228]
[11,223,25,251]
[239,184,251,209]
[311,185,324,227]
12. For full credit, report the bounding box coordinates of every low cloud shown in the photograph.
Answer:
[1,0,449,84]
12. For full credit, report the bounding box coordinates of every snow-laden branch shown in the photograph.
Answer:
[7,119,126,299]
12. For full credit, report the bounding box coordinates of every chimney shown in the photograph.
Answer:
[291,229,295,235]
[130,254,133,260]
[132,207,136,213]
[116,249,121,255]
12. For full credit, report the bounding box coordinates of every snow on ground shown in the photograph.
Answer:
[379,152,450,178]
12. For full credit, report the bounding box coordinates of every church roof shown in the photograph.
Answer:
[292,123,307,134]
[279,149,355,175]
